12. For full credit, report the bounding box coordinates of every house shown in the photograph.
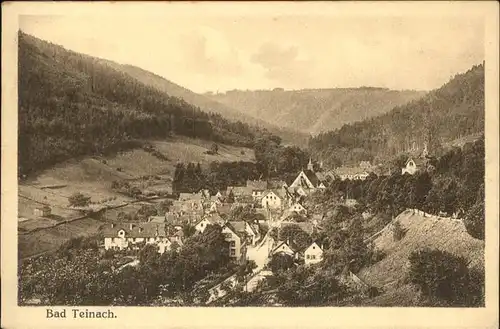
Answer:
[288,159,327,192]
[268,179,288,189]
[33,205,51,217]
[171,200,204,217]
[280,221,315,236]
[359,161,372,170]
[271,240,299,259]
[345,198,359,207]
[246,180,268,200]
[148,215,166,223]
[103,222,173,254]
[401,158,418,175]
[304,242,323,265]
[217,203,233,216]
[261,190,282,210]
[288,203,307,215]
[334,166,370,181]
[227,186,253,197]
[194,214,225,234]
[227,220,260,246]
[221,223,247,262]
[178,192,203,202]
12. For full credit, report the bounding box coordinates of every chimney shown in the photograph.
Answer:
[286,238,290,246]
[111,223,115,228]
[139,227,143,233]
[129,223,134,230]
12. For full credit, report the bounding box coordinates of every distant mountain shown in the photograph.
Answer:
[308,63,485,166]
[206,87,427,134]
[18,32,278,175]
[102,63,308,147]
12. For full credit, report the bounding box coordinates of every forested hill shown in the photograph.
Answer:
[101,63,308,147]
[308,63,485,166]
[18,32,275,176]
[206,87,426,134]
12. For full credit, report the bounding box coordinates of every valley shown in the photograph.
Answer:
[16,29,486,309]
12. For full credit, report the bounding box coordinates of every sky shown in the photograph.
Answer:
[19,14,484,93]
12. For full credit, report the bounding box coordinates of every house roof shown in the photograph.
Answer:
[246,180,268,190]
[234,195,254,203]
[227,221,248,234]
[217,203,233,215]
[178,192,203,201]
[280,221,315,235]
[149,216,166,223]
[224,222,247,239]
[334,166,369,176]
[272,240,298,254]
[267,180,287,189]
[103,222,167,238]
[305,242,323,253]
[302,170,320,187]
[228,186,253,196]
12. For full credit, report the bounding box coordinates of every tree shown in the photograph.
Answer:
[68,192,91,207]
[408,248,482,306]
[392,221,406,241]
[464,200,484,240]
[210,143,219,154]
[269,253,295,273]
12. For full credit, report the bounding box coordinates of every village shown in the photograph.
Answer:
[94,150,433,302]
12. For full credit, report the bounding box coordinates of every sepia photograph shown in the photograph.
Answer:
[2,1,499,328]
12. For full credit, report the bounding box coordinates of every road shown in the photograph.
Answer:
[246,232,274,271]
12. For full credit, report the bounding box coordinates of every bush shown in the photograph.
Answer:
[408,248,483,306]
[269,253,295,273]
[68,192,91,207]
[392,221,406,241]
[464,201,484,240]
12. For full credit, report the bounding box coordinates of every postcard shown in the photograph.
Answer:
[1,1,499,328]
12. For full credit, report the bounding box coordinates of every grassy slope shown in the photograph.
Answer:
[18,136,254,257]
[208,88,426,134]
[357,209,484,305]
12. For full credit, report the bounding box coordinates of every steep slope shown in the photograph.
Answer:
[102,63,308,147]
[357,209,483,305]
[18,31,267,176]
[309,63,485,165]
[207,87,426,134]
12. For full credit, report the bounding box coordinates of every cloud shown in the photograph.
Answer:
[250,42,314,88]
[180,27,243,77]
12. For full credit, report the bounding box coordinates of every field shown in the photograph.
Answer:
[358,209,484,305]
[18,137,254,258]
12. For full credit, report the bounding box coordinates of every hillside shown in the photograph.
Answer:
[18,136,254,258]
[357,209,484,305]
[18,31,270,176]
[309,63,485,165]
[207,87,426,134]
[102,63,308,146]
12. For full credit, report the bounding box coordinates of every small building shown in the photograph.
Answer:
[194,214,225,234]
[227,220,260,246]
[334,167,370,181]
[401,158,418,175]
[33,205,51,217]
[221,223,246,262]
[304,242,323,265]
[288,203,307,215]
[103,222,174,254]
[261,191,282,210]
[178,192,203,202]
[272,240,297,258]
[246,180,268,200]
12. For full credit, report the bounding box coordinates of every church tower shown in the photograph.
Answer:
[307,158,314,171]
